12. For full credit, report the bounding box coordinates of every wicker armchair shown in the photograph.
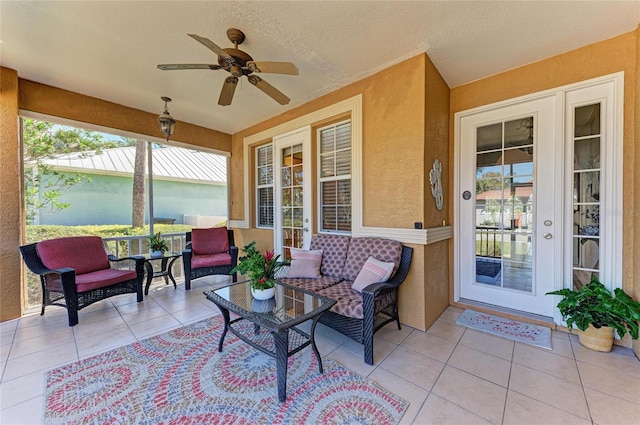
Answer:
[19,236,145,326]
[182,228,238,290]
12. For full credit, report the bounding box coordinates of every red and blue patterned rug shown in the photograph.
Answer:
[44,315,408,424]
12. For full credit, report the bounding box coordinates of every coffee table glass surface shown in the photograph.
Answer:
[204,280,336,402]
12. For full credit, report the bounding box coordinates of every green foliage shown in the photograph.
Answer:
[22,119,126,224]
[231,241,286,290]
[476,171,503,194]
[546,278,640,339]
[25,224,193,243]
[149,232,170,253]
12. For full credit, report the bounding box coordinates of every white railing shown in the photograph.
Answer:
[103,232,188,257]
[103,232,189,281]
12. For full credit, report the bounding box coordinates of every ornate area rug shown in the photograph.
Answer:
[456,309,552,350]
[44,316,408,424]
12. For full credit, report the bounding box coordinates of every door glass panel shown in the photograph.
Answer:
[574,104,601,137]
[572,103,601,290]
[475,117,534,292]
[476,123,502,152]
[574,137,600,169]
[281,143,305,257]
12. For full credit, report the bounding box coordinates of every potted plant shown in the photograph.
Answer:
[231,241,286,299]
[149,232,170,257]
[546,278,640,352]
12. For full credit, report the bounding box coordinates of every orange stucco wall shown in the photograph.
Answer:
[634,26,640,358]
[449,30,639,349]
[423,56,452,326]
[1,68,23,321]
[230,54,451,331]
[231,55,428,229]
[18,79,232,153]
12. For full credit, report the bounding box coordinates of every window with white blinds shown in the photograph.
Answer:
[256,144,274,228]
[318,121,351,233]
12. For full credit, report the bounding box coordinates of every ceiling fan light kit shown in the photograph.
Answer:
[158,28,298,106]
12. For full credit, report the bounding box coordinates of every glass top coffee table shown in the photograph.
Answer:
[204,280,336,402]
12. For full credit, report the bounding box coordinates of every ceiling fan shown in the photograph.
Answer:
[158,28,298,106]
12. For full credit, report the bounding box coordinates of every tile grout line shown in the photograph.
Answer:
[500,336,517,425]
[569,335,594,424]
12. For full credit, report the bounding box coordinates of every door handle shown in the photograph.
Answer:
[303,227,309,232]
[543,233,552,239]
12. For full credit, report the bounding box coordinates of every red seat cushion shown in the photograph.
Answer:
[76,269,138,292]
[191,228,229,255]
[37,236,109,275]
[192,253,232,268]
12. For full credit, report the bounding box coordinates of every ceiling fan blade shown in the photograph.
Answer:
[188,34,233,59]
[218,76,238,106]
[247,61,299,75]
[157,64,222,71]
[248,75,290,105]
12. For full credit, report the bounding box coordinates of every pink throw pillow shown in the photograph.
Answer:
[191,227,229,255]
[351,256,394,292]
[286,248,323,278]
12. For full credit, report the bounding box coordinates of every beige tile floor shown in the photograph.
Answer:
[1,275,639,424]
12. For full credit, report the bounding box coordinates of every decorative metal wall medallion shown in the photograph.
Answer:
[429,159,443,210]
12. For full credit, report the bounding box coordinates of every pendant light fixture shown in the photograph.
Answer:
[158,96,176,141]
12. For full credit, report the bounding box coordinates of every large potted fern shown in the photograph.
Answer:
[546,278,640,352]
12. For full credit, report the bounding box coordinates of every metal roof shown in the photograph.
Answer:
[42,146,226,184]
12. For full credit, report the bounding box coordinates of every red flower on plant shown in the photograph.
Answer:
[264,250,275,262]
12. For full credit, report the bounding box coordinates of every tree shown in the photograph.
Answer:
[22,119,123,224]
[131,139,147,228]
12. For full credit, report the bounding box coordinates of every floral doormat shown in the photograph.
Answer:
[43,315,408,424]
[456,309,552,350]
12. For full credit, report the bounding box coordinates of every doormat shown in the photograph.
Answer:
[43,315,408,424]
[456,309,552,350]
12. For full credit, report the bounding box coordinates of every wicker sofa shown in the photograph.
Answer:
[277,234,413,365]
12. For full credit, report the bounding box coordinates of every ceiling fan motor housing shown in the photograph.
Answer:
[218,48,254,75]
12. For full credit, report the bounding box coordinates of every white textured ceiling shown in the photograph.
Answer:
[1,1,639,135]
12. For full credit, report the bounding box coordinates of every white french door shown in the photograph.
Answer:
[457,95,561,317]
[273,127,312,258]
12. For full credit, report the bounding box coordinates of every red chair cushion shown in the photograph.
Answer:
[191,228,229,255]
[76,269,138,292]
[37,236,109,275]
[192,253,232,268]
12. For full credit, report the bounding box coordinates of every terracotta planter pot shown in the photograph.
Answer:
[577,324,614,352]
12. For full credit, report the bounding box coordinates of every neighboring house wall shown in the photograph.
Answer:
[36,173,227,226]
